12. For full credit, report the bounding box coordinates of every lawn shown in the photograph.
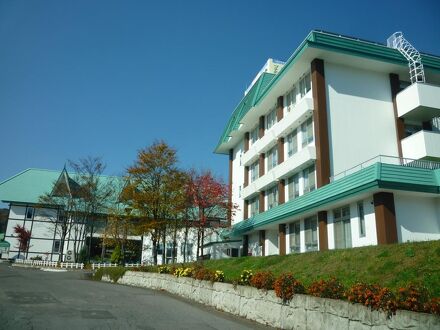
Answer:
[201,240,440,296]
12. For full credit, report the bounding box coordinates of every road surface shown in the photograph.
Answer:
[0,262,269,329]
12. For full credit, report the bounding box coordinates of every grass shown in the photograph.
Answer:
[200,240,440,296]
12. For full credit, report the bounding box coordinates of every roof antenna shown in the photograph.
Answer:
[387,32,425,84]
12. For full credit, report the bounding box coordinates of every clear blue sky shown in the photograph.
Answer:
[1,0,440,183]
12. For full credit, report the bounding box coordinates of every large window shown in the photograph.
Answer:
[304,216,318,251]
[53,240,61,253]
[334,206,352,249]
[299,73,311,97]
[250,126,259,145]
[266,186,278,210]
[266,108,277,130]
[267,146,278,171]
[249,197,259,217]
[358,202,366,237]
[303,165,316,194]
[301,117,314,147]
[287,173,300,201]
[289,222,301,253]
[180,243,193,257]
[287,129,298,157]
[285,86,297,112]
[250,160,259,182]
[166,243,177,264]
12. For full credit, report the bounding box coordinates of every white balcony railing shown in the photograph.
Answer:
[242,146,316,199]
[242,96,313,166]
[396,83,440,121]
[401,130,440,160]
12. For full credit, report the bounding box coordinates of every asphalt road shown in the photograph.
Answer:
[0,262,269,330]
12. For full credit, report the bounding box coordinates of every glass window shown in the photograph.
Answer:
[303,165,316,193]
[289,222,301,253]
[267,146,278,171]
[287,173,300,200]
[304,216,318,251]
[180,243,193,257]
[334,206,352,249]
[358,202,365,237]
[301,117,314,147]
[53,240,61,253]
[250,126,259,145]
[166,243,177,263]
[287,129,298,157]
[266,108,277,130]
[285,86,297,112]
[267,186,278,210]
[249,196,259,217]
[26,207,34,220]
[250,160,259,182]
[300,73,311,97]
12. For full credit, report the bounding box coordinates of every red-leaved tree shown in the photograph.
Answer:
[14,224,32,257]
[186,170,237,258]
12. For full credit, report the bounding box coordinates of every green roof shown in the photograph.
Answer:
[215,30,440,153]
[0,168,122,205]
[230,162,440,237]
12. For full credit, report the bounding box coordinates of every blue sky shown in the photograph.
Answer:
[1,0,439,184]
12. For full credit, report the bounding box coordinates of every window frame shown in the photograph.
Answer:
[358,202,366,237]
[304,216,318,251]
[287,129,298,157]
[266,186,278,210]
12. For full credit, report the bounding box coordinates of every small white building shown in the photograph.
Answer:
[215,31,440,256]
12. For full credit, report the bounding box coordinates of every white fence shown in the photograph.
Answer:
[91,262,145,270]
[15,259,84,269]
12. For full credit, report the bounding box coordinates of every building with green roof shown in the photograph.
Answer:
[215,30,440,257]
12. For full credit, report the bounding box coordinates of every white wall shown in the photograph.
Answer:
[248,231,260,256]
[266,229,278,255]
[325,63,399,176]
[394,194,440,242]
[231,142,244,224]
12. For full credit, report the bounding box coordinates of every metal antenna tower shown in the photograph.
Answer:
[387,32,425,84]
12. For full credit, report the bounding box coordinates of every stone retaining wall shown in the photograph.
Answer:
[102,271,439,329]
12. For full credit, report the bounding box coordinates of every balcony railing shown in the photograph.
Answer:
[330,155,440,182]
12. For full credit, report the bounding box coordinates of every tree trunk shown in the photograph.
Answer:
[87,221,95,263]
[161,227,166,265]
[196,229,201,259]
[152,237,157,265]
[183,225,189,263]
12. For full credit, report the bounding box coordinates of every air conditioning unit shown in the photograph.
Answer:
[65,250,75,262]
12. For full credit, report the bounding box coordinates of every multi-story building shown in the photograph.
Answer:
[215,31,440,256]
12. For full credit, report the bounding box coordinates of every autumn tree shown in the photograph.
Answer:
[14,224,31,258]
[186,169,236,259]
[122,141,187,265]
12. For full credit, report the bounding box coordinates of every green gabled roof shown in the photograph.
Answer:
[0,168,123,205]
[216,72,275,149]
[231,163,440,236]
[215,30,440,153]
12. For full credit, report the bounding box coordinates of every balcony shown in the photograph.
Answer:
[401,130,440,160]
[242,146,316,199]
[396,83,440,121]
[242,96,313,166]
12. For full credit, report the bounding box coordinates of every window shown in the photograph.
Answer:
[287,129,298,157]
[287,174,300,200]
[301,117,314,147]
[358,202,366,237]
[156,244,164,255]
[299,73,311,97]
[239,185,242,198]
[249,197,259,217]
[250,126,259,145]
[53,240,61,253]
[267,146,278,171]
[289,222,301,253]
[266,108,277,130]
[334,206,352,249]
[180,243,193,257]
[285,86,297,112]
[166,243,177,263]
[250,160,259,182]
[304,216,318,251]
[266,186,278,210]
[25,207,34,220]
[303,165,316,193]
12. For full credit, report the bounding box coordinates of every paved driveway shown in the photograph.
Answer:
[0,262,269,330]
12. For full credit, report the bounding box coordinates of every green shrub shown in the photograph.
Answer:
[93,266,126,283]
[110,246,123,264]
[308,278,345,299]
[239,269,253,285]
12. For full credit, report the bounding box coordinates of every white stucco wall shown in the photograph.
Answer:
[394,194,440,242]
[231,142,244,224]
[325,63,399,176]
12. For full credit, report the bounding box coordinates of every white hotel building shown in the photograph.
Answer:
[215,31,440,256]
